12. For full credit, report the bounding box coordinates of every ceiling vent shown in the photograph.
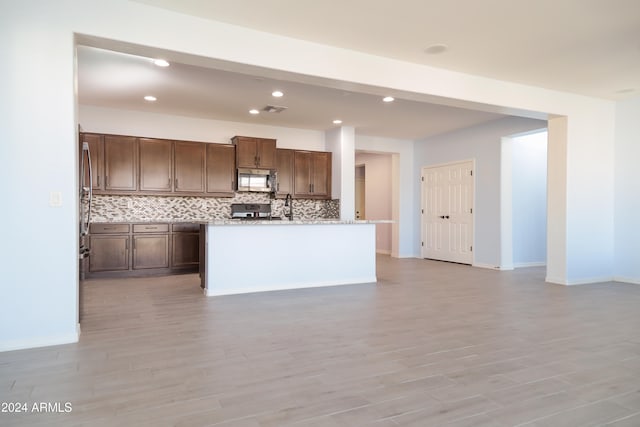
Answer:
[262,105,288,113]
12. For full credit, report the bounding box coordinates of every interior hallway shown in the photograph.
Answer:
[2,256,640,426]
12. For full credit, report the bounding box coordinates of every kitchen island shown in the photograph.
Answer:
[201,220,384,296]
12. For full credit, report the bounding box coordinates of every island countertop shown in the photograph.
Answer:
[201,221,380,296]
[206,219,393,225]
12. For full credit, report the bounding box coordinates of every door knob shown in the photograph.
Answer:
[445,215,450,219]
[439,215,445,219]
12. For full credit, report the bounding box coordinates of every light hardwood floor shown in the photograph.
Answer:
[2,256,640,426]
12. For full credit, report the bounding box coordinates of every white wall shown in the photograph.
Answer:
[614,96,640,283]
[80,105,326,150]
[0,0,621,351]
[512,131,547,267]
[1,3,79,351]
[414,117,546,267]
[355,153,393,254]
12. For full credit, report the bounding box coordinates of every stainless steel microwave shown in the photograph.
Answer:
[237,168,276,193]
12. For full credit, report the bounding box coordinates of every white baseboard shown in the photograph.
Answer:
[376,249,391,255]
[614,276,640,285]
[514,262,546,268]
[205,276,378,297]
[0,331,79,353]
[472,262,502,270]
[546,275,615,286]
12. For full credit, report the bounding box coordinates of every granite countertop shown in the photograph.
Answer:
[206,219,394,225]
[91,219,393,225]
[91,220,202,224]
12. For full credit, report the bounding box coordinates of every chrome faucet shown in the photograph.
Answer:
[284,193,293,220]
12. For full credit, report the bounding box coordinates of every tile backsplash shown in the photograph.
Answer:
[91,193,339,222]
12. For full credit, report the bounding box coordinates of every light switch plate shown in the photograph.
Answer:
[49,191,62,207]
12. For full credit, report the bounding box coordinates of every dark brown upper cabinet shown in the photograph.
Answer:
[139,138,173,192]
[206,143,235,195]
[232,136,276,169]
[294,150,332,199]
[174,141,206,194]
[275,148,294,198]
[104,135,137,192]
[80,133,104,192]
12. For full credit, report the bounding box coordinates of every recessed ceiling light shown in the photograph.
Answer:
[272,90,284,97]
[249,109,260,115]
[424,44,449,54]
[144,95,157,102]
[383,96,395,103]
[153,59,170,67]
[333,119,342,124]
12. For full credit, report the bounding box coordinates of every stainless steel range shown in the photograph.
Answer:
[230,203,272,220]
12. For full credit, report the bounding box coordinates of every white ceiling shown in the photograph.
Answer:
[79,0,640,140]
[133,0,640,100]
[77,46,507,140]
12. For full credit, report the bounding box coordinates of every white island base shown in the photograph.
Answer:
[203,221,377,296]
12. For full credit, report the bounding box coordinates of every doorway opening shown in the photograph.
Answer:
[501,129,548,270]
[354,152,393,255]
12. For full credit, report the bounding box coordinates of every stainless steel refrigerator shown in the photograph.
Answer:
[79,141,92,280]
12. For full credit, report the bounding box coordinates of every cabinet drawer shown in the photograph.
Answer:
[172,223,200,232]
[133,223,169,233]
[90,223,130,234]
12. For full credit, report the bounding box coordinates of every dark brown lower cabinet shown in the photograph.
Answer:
[172,223,200,270]
[89,235,130,272]
[87,222,199,278]
[133,235,169,269]
[89,223,130,273]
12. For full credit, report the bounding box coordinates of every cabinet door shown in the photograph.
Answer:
[104,135,137,191]
[312,152,331,198]
[80,133,104,191]
[89,235,130,272]
[206,143,235,194]
[133,235,169,269]
[276,149,294,197]
[139,138,172,192]
[294,151,313,197]
[233,136,258,168]
[174,141,205,194]
[257,138,276,169]
[172,232,199,269]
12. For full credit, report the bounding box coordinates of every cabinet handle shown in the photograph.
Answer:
[97,176,101,187]
[125,239,129,249]
[254,155,258,166]
[175,178,178,189]
[309,183,312,193]
[168,178,171,188]
[106,175,109,187]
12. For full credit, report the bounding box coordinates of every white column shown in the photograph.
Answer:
[326,126,355,220]
[546,117,568,283]
[500,137,514,270]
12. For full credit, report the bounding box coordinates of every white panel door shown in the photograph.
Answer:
[422,161,474,264]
